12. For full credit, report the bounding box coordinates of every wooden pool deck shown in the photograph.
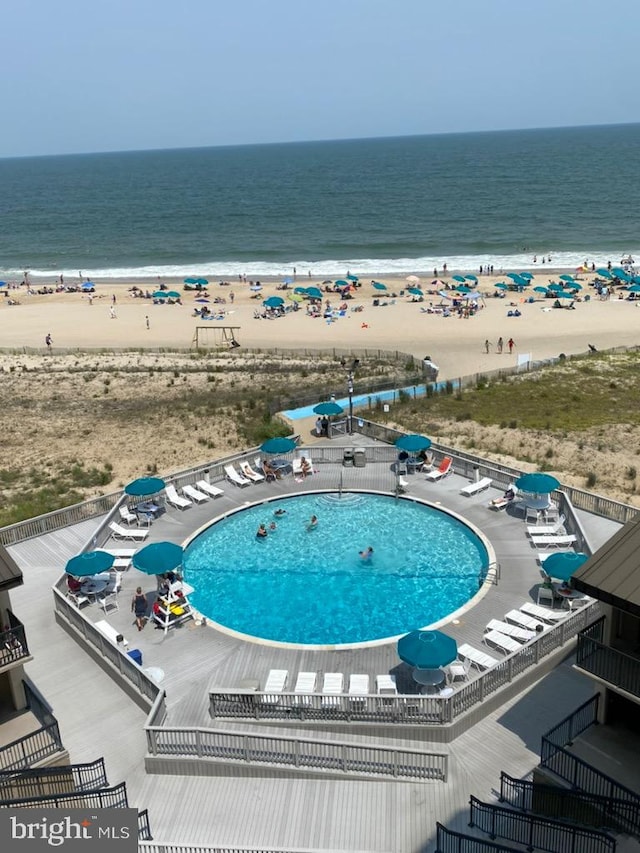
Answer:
[6,439,621,852]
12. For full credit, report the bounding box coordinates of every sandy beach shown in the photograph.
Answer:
[1,271,638,380]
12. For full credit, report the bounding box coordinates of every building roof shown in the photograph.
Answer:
[573,515,640,618]
[0,543,23,591]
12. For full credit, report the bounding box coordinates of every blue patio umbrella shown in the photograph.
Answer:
[124,476,166,497]
[305,287,323,299]
[627,284,640,293]
[596,268,612,279]
[132,542,183,576]
[165,291,181,299]
[398,630,457,669]
[407,287,423,295]
[66,550,114,577]
[519,272,534,280]
[452,275,467,283]
[372,281,387,290]
[395,434,432,452]
[294,287,308,294]
[81,282,95,290]
[559,274,575,282]
[334,280,349,287]
[195,278,209,286]
[515,472,560,494]
[533,286,549,294]
[184,277,199,284]
[543,552,589,582]
[494,282,508,289]
[263,296,285,308]
[313,401,344,416]
[346,274,359,282]
[153,290,168,299]
[260,436,297,454]
[465,274,478,282]
[455,285,472,294]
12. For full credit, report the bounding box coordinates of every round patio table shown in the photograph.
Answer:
[412,668,446,694]
[80,578,108,598]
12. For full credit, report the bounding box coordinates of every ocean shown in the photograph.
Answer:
[1,123,639,280]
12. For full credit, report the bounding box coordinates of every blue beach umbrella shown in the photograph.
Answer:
[260,436,297,455]
[567,282,582,291]
[543,552,589,583]
[555,291,574,299]
[0,282,7,288]
[133,542,183,576]
[334,280,349,287]
[494,282,508,289]
[533,286,549,294]
[519,272,534,280]
[294,287,308,294]
[263,296,285,308]
[305,287,323,299]
[195,278,209,286]
[515,472,560,494]
[395,434,432,452]
[346,274,359,282]
[165,291,181,299]
[627,284,640,293]
[282,277,294,285]
[313,401,344,416]
[153,290,168,299]
[407,287,423,295]
[398,630,457,669]
[547,283,562,291]
[452,275,467,283]
[81,282,95,290]
[184,277,199,284]
[455,285,472,294]
[596,268,612,279]
[372,281,387,290]
[124,476,166,497]
[66,550,114,577]
[195,297,210,303]
[559,274,575,282]
[465,274,478,282]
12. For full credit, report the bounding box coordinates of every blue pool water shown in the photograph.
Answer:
[183,492,489,646]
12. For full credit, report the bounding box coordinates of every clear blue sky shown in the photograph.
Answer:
[5,0,638,158]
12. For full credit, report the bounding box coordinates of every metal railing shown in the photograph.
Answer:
[435,822,522,852]
[145,726,448,782]
[542,694,600,749]
[576,620,640,699]
[469,795,616,853]
[139,844,341,853]
[500,771,640,838]
[138,810,153,841]
[0,780,129,809]
[0,612,29,667]
[0,757,108,801]
[0,722,64,772]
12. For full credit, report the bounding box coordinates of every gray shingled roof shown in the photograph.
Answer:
[0,544,23,591]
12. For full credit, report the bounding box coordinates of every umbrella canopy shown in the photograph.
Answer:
[282,277,294,285]
[133,541,183,576]
[81,282,95,290]
[260,436,297,454]
[533,286,549,294]
[372,281,387,291]
[559,274,575,282]
[287,292,304,302]
[305,287,323,299]
[165,291,181,299]
[519,272,534,281]
[124,476,166,497]
[596,268,612,279]
[407,287,423,296]
[195,278,209,285]
[66,550,114,577]
[395,434,432,452]
[465,274,478,282]
[346,274,359,282]
[334,279,349,287]
[494,282,508,289]
[195,297,210,303]
[452,275,467,283]
[547,283,562,291]
[627,284,640,293]
[153,290,168,299]
[406,275,421,284]
[455,285,472,294]
[184,277,199,284]
[263,296,285,308]
[543,552,589,582]
[294,287,308,294]
[506,273,524,283]
[313,401,344,416]
[567,282,582,291]
[398,630,457,669]
[0,282,7,288]
[515,472,560,494]
[554,291,575,299]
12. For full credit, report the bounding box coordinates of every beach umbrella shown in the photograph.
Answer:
[65,550,115,577]
[0,282,7,288]
[395,434,432,452]
[406,275,421,284]
[398,630,457,669]
[165,291,181,299]
[559,274,575,282]
[455,285,472,294]
[533,286,549,294]
[195,278,208,286]
[372,281,387,290]
[494,282,508,289]
[346,274,359,282]
[506,273,523,282]
[596,268,612,279]
[461,291,480,301]
[334,280,349,287]
[249,284,262,291]
[81,282,95,290]
[547,283,562,291]
[282,277,294,285]
[627,284,640,293]
[452,275,467,283]
[294,287,308,294]
[133,541,183,576]
[465,274,478,282]
[263,296,285,308]
[260,436,297,454]
[543,552,589,583]
[153,290,168,299]
[305,287,323,299]
[287,292,304,302]
[183,277,200,285]
[555,291,574,299]
[567,282,582,291]
[515,472,560,494]
[407,287,423,295]
[195,297,210,303]
[519,272,534,280]
[313,401,344,416]
[124,476,166,497]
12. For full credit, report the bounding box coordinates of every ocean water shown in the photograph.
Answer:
[1,123,639,280]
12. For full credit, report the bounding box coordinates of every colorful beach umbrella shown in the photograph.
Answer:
[313,401,344,416]
[263,296,285,308]
[533,286,549,294]
[124,476,166,497]
[260,437,297,454]
[596,268,612,279]
[543,552,589,582]
[66,550,114,577]
[395,434,432,452]
[305,287,323,299]
[407,287,423,295]
[372,281,387,290]
[165,291,181,299]
[346,274,359,282]
[153,290,168,299]
[452,275,467,283]
[398,630,457,669]
[406,275,421,285]
[465,274,478,282]
[132,541,183,576]
[334,280,349,287]
[559,274,575,282]
[515,472,560,494]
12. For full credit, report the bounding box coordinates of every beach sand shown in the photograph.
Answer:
[1,272,637,381]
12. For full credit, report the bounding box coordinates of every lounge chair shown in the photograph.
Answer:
[293,671,317,703]
[460,476,492,497]
[375,674,398,695]
[458,643,500,670]
[348,674,370,701]
[446,659,471,683]
[104,548,136,558]
[504,609,544,632]
[425,456,453,481]
[239,461,265,482]
[196,479,224,498]
[530,534,577,549]
[485,619,535,643]
[520,602,566,623]
[321,672,344,706]
[526,515,566,536]
[165,484,192,510]
[260,668,288,704]
[224,464,251,487]
[119,505,138,526]
[483,630,522,655]
[108,522,149,541]
[182,484,209,504]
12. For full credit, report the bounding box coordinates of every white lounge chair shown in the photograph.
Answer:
[483,630,522,654]
[485,619,535,643]
[530,534,577,549]
[165,484,192,510]
[225,464,251,487]
[504,609,544,632]
[293,671,316,700]
[458,643,500,670]
[376,674,398,695]
[526,515,566,536]
[182,484,209,504]
[196,479,224,498]
[460,477,492,497]
[239,461,265,482]
[108,522,149,541]
[425,456,453,481]
[520,602,566,623]
[260,668,288,703]
[321,672,344,705]
[104,548,136,558]
[348,674,370,699]
[119,505,138,526]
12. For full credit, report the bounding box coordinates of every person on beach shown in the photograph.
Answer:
[484,339,491,354]
[45,333,52,352]
[146,315,150,329]
[497,336,504,353]
[109,305,116,319]
[508,337,515,354]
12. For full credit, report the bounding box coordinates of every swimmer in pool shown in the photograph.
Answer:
[256,524,268,539]
[269,521,277,531]
[359,547,374,560]
[274,508,287,517]
[306,514,318,531]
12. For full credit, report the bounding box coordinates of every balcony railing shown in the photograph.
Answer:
[0,613,29,668]
[576,624,640,699]
[0,758,108,801]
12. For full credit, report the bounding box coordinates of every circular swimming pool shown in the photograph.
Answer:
[183,492,491,647]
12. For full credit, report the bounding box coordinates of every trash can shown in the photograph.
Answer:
[354,448,366,468]
[127,648,143,667]
[343,448,355,467]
